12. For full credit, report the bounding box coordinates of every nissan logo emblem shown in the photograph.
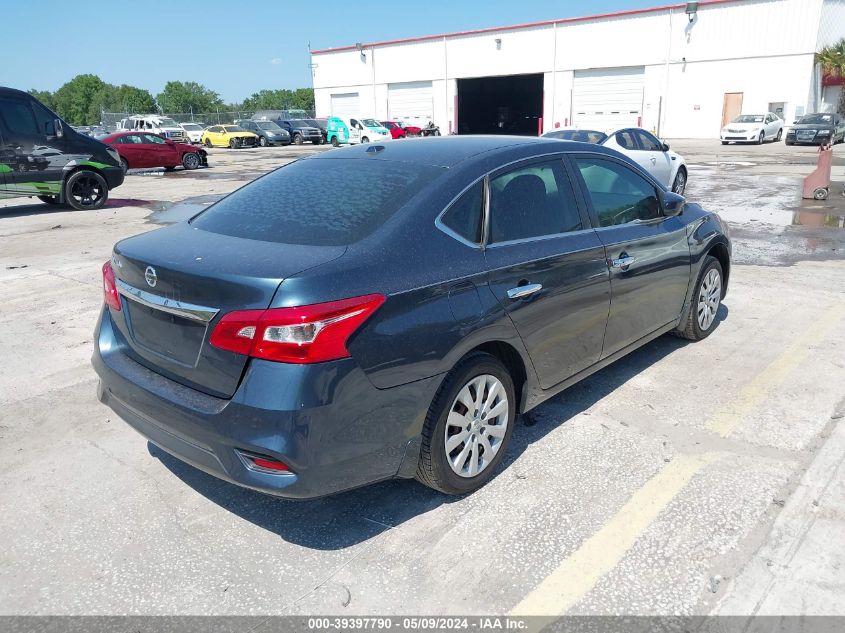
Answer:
[144,266,157,288]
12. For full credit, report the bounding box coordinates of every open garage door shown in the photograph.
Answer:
[388,81,433,123]
[457,73,543,136]
[572,67,644,130]
[330,92,360,119]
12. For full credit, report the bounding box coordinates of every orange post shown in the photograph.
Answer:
[803,143,833,200]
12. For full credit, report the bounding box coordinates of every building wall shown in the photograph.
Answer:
[313,0,841,138]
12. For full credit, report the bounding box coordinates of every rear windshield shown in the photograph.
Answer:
[191,158,444,246]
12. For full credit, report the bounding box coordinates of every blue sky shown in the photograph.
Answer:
[8,0,661,102]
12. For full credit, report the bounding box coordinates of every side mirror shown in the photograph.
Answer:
[663,191,685,217]
[53,119,64,138]
[661,142,670,151]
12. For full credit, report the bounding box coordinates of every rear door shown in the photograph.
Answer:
[483,156,610,389]
[117,134,145,167]
[571,154,691,358]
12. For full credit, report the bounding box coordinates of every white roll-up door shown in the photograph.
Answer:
[388,81,433,121]
[572,67,645,130]
[330,92,360,119]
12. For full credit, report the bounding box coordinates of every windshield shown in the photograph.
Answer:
[223,125,245,132]
[192,158,444,246]
[733,115,765,123]
[158,117,179,127]
[362,119,381,128]
[382,121,396,129]
[290,119,312,128]
[257,121,282,131]
[181,124,202,131]
[797,114,833,124]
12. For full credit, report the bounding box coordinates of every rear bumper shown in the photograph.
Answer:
[92,308,439,499]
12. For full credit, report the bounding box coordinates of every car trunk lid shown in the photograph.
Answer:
[110,222,346,398]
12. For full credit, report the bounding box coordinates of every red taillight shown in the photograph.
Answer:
[102,261,121,311]
[236,450,291,473]
[210,294,385,364]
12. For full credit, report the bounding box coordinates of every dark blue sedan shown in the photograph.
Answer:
[93,136,731,498]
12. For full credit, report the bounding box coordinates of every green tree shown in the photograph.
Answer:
[241,88,314,113]
[52,74,108,125]
[28,89,56,111]
[816,39,845,115]
[156,81,222,114]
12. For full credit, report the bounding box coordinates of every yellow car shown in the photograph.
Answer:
[201,124,258,148]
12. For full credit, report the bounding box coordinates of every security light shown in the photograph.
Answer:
[356,42,366,62]
[685,1,698,22]
[495,38,502,50]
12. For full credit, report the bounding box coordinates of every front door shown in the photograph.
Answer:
[630,129,673,188]
[571,154,691,357]
[722,93,743,128]
[0,95,67,198]
[483,156,611,389]
[142,133,180,167]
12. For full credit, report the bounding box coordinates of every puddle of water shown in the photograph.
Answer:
[146,194,224,224]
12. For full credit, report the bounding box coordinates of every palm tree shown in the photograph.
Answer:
[816,39,845,115]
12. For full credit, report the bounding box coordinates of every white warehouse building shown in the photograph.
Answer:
[311,0,845,139]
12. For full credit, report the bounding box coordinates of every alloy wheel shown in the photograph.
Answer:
[70,175,105,208]
[673,170,686,195]
[697,268,721,331]
[444,374,509,478]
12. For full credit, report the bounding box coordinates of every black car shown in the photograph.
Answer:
[305,118,328,144]
[93,136,731,499]
[278,119,323,145]
[0,86,124,209]
[785,112,845,145]
[238,119,291,147]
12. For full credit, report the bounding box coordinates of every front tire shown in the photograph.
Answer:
[182,152,200,170]
[775,128,782,142]
[671,167,687,195]
[259,136,268,147]
[204,138,212,148]
[229,139,236,149]
[757,131,765,144]
[416,352,516,495]
[293,134,303,146]
[674,255,723,341]
[120,158,129,174]
[330,136,339,147]
[64,170,108,211]
[361,136,370,144]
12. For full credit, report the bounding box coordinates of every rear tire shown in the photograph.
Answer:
[673,255,723,341]
[120,158,129,174]
[204,138,212,148]
[182,152,200,170]
[416,352,516,495]
[64,169,108,211]
[330,136,339,147]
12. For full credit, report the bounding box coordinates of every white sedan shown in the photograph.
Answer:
[720,113,783,145]
[543,126,688,194]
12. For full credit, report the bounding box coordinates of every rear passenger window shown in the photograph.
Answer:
[575,157,661,227]
[440,181,483,244]
[615,130,637,150]
[488,159,582,244]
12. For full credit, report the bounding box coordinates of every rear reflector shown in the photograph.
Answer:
[102,260,121,311]
[210,294,385,364]
[236,450,291,473]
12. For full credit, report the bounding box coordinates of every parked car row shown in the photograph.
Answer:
[719,111,844,146]
[542,126,688,195]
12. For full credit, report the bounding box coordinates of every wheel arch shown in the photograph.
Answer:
[706,240,730,297]
[60,163,108,202]
[464,340,529,414]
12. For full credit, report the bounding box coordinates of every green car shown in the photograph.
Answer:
[326,116,350,147]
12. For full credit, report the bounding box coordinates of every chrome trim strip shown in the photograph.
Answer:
[116,279,219,323]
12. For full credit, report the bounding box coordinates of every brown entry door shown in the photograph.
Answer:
[722,92,743,127]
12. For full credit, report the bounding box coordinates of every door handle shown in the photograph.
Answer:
[610,255,636,269]
[650,157,656,164]
[507,283,542,300]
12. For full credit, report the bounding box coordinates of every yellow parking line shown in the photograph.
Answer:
[509,453,712,616]
[708,304,844,437]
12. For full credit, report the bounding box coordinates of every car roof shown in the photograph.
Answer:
[310,135,617,168]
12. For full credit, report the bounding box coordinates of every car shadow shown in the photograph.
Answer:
[150,303,729,551]
[0,197,152,219]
